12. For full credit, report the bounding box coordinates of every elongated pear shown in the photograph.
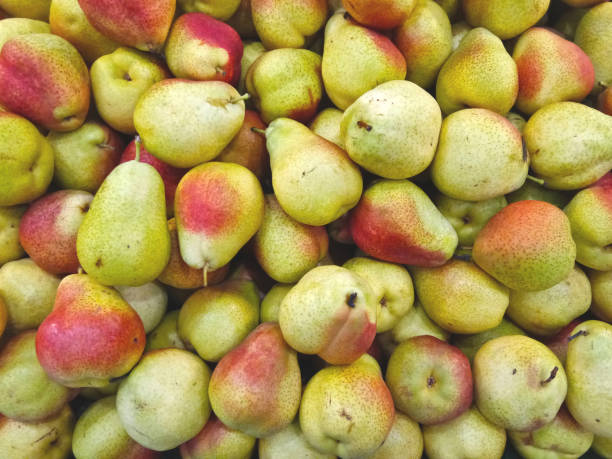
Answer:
[76,155,171,287]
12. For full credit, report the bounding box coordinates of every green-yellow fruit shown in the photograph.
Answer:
[0,18,49,51]
[453,318,525,363]
[0,206,26,266]
[575,2,612,95]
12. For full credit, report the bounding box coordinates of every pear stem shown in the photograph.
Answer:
[203,264,208,288]
[230,94,250,104]
[251,127,266,136]
[134,135,142,162]
[526,175,545,186]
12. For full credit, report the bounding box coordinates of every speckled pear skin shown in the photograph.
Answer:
[0,0,51,21]
[390,300,451,346]
[49,0,119,64]
[181,415,255,459]
[165,12,243,85]
[300,354,394,458]
[394,0,452,89]
[175,162,264,272]
[513,27,594,115]
[575,3,612,95]
[524,102,612,190]
[259,421,335,459]
[566,320,612,438]
[473,200,576,292]
[350,180,458,267]
[342,0,416,29]
[77,0,175,53]
[322,11,407,110]
[431,109,527,201]
[463,0,549,39]
[247,48,323,124]
[208,323,301,438]
[369,413,422,459]
[590,270,612,323]
[506,180,572,209]
[251,0,327,49]
[0,33,90,132]
[178,0,241,21]
[35,274,146,388]
[453,318,525,363]
[0,18,50,51]
[267,118,362,226]
[474,335,567,432]
[0,206,26,267]
[309,107,344,148]
[435,27,518,116]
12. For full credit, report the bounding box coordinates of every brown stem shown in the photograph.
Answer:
[541,366,558,386]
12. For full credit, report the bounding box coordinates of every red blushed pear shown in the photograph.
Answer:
[0,33,89,132]
[598,86,612,115]
[78,0,175,53]
[342,0,416,29]
[350,179,458,267]
[35,274,146,388]
[208,322,301,438]
[19,190,93,275]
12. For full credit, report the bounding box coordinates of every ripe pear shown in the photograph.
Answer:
[0,206,26,266]
[300,354,395,458]
[181,415,256,459]
[575,3,612,95]
[309,107,344,148]
[266,118,362,226]
[513,27,595,115]
[463,0,549,39]
[565,320,612,437]
[0,33,89,132]
[251,0,327,49]
[145,310,185,352]
[507,266,591,336]
[175,162,264,274]
[260,283,293,323]
[599,86,612,115]
[115,282,167,333]
[369,413,423,459]
[76,157,171,287]
[473,200,576,291]
[208,323,301,437]
[394,0,452,88]
[435,27,518,115]
[116,348,212,451]
[506,180,572,209]
[238,41,265,93]
[594,436,612,458]
[453,318,525,363]
[49,0,120,63]
[226,0,257,39]
[423,406,507,459]
[90,47,168,134]
[0,18,50,50]
[134,80,246,168]
[340,80,442,179]
[0,258,60,332]
[543,319,583,366]
[178,0,241,21]
[0,112,54,207]
[48,120,123,193]
[35,274,146,388]
[474,335,567,431]
[0,0,51,20]
[524,102,612,189]
[247,48,323,124]
[391,300,451,346]
[279,265,377,364]
[259,421,335,459]
[590,270,612,322]
[451,20,472,50]
[350,179,458,267]
[343,0,416,29]
[322,11,407,110]
[431,108,527,201]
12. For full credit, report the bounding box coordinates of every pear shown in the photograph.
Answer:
[0,0,51,20]
[208,323,301,437]
[431,108,528,201]
[322,11,407,110]
[594,436,612,459]
[178,0,241,21]
[435,27,518,115]
[0,18,50,51]
[513,27,595,115]
[543,319,583,366]
[343,0,415,29]
[393,0,452,88]
[463,0,549,39]
[0,112,54,207]
[524,102,612,189]
[506,180,572,209]
[279,265,377,365]
[145,310,186,352]
[391,300,450,346]
[0,33,90,132]
[423,406,507,459]
[238,41,266,93]
[473,200,576,291]
[134,80,246,168]
[266,118,362,226]
[349,179,458,267]
[76,155,171,287]
[181,415,256,459]
[554,7,589,40]
[507,266,591,336]
[175,162,264,274]
[474,335,567,431]
[300,354,395,458]
[575,3,612,95]
[116,348,212,451]
[226,0,257,39]
[340,80,442,179]
[369,413,423,459]
[453,318,525,363]
[565,320,612,437]
[0,206,26,266]
[451,20,472,51]
[115,282,167,333]
[590,269,612,322]
[309,107,344,148]
[259,421,335,459]
[506,111,527,133]
[600,86,612,115]
[251,0,328,49]
[260,283,293,323]
[435,0,460,19]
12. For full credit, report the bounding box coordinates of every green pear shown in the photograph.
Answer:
[524,102,612,189]
[260,283,294,323]
[259,421,335,459]
[266,118,363,226]
[145,309,185,352]
[0,18,49,51]
[474,335,567,431]
[238,41,266,94]
[115,282,167,333]
[575,2,612,95]
[506,180,572,208]
[0,112,54,207]
[321,11,407,110]
[451,21,472,51]
[554,7,588,40]
[0,206,26,266]
[76,156,171,287]
[436,28,518,115]
[452,318,525,363]
[462,0,549,39]
[309,107,344,148]
[590,269,612,322]
[594,436,612,459]
[369,413,423,459]
[391,300,450,346]
[134,80,246,168]
[177,0,241,20]
[340,80,442,179]
[431,108,527,201]
[0,0,51,21]
[565,320,612,437]
[116,348,212,451]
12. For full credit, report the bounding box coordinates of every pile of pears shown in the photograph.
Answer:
[0,0,612,457]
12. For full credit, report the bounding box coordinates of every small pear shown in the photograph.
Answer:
[260,283,293,323]
[145,310,186,352]
[181,415,256,459]
[238,41,265,93]
[309,107,344,148]
[453,318,525,363]
[463,0,549,39]
[0,206,26,266]
[391,300,450,346]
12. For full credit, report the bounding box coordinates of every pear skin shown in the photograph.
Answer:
[590,270,612,322]
[0,206,26,267]
[0,18,50,51]
[463,0,549,39]
[145,310,186,352]
[453,318,525,363]
[115,282,167,333]
[391,300,451,347]
[575,3,612,95]
[259,421,334,459]
[506,180,572,209]
[178,0,241,21]
[181,415,256,459]
[369,413,423,459]
[343,0,416,29]
[0,0,50,20]
[309,107,344,148]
